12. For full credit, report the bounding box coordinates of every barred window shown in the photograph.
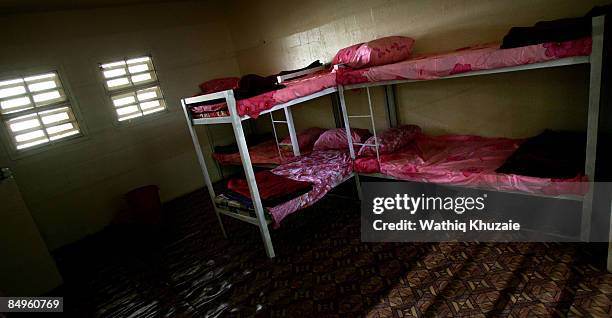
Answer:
[100,56,167,121]
[0,72,81,150]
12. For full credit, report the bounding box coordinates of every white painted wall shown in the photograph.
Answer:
[0,1,240,250]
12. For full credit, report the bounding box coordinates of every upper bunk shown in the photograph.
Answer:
[182,67,337,125]
[336,36,593,90]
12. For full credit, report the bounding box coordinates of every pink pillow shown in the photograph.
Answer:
[313,128,372,151]
[331,43,363,67]
[332,36,415,69]
[280,127,326,150]
[358,125,422,157]
[199,77,239,94]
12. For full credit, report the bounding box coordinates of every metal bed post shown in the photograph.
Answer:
[338,85,363,200]
[269,113,285,162]
[338,86,356,159]
[384,85,399,128]
[284,108,300,156]
[270,107,301,159]
[181,100,227,238]
[226,90,276,258]
[331,93,344,128]
[204,125,224,180]
[582,15,605,242]
[366,88,381,163]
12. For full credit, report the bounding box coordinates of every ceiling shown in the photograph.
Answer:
[0,0,186,14]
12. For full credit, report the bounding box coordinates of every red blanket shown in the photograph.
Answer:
[227,170,312,201]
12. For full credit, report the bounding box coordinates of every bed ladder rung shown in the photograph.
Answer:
[278,143,292,146]
[272,120,288,123]
[341,86,380,163]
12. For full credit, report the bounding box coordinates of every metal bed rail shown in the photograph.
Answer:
[187,87,338,125]
[343,56,590,91]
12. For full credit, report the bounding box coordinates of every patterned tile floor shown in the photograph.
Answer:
[50,184,612,317]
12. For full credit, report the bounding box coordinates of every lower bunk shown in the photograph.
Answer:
[214,150,354,227]
[353,129,589,198]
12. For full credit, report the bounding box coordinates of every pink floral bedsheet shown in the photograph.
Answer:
[191,70,337,118]
[337,37,592,85]
[213,140,311,166]
[268,150,353,226]
[355,134,587,196]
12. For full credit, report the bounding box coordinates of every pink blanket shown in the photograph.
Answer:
[191,70,337,118]
[337,37,592,85]
[269,150,353,226]
[355,134,587,196]
[213,140,310,166]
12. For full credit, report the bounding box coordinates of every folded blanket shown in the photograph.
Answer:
[501,5,611,49]
[221,186,312,209]
[234,61,324,99]
[222,190,256,208]
[501,18,590,49]
[214,194,273,221]
[495,130,585,179]
[227,170,313,202]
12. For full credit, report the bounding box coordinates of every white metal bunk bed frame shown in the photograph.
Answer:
[181,16,606,261]
[338,16,605,243]
[180,69,347,258]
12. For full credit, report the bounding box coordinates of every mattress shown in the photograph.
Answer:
[337,37,592,85]
[354,134,587,196]
[213,140,311,166]
[190,69,337,119]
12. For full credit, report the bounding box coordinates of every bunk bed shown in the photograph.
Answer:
[182,16,606,260]
[338,16,605,243]
[180,67,354,258]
